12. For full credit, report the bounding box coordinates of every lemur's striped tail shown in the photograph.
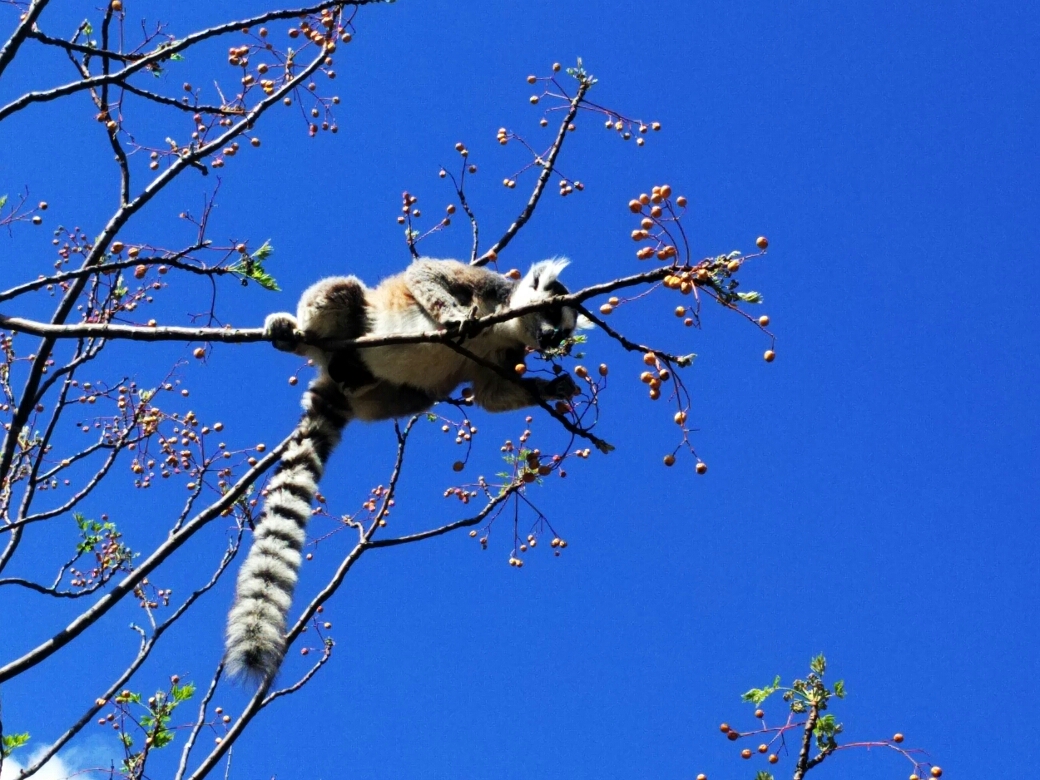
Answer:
[225,376,352,683]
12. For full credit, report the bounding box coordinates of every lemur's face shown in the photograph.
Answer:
[508,259,580,350]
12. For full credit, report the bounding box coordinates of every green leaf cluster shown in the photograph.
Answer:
[1,732,30,758]
[228,240,280,291]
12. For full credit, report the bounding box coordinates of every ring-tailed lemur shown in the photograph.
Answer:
[225,258,582,683]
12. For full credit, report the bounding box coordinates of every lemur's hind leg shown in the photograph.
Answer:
[297,276,370,339]
[265,276,370,359]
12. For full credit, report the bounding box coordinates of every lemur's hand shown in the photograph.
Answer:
[264,313,302,353]
[443,305,481,341]
[543,373,578,400]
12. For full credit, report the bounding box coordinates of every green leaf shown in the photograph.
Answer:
[742,676,781,705]
[736,291,763,304]
[833,679,846,698]
[2,732,30,757]
[810,654,827,675]
[170,53,184,61]
[251,240,274,262]
[755,772,775,780]
[171,682,195,702]
[0,194,7,210]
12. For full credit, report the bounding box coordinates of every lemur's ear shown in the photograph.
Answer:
[522,258,570,290]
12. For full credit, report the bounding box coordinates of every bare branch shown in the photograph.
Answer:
[26,28,137,62]
[0,436,290,684]
[0,241,214,304]
[576,305,694,367]
[172,661,225,780]
[0,0,50,80]
[474,76,592,266]
[367,485,519,548]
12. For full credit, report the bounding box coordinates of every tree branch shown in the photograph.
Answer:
[0,0,50,81]
[0,1,382,122]
[0,436,290,684]
[793,703,820,780]
[474,76,591,266]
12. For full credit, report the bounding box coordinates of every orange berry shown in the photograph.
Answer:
[660,184,672,198]
[598,364,609,376]
[639,193,650,205]
[676,196,688,207]
[696,775,707,780]
[643,352,657,366]
[640,371,654,384]
[741,749,752,759]
[110,241,124,253]
[756,236,769,249]
[514,364,527,376]
[758,744,767,753]
[764,350,776,362]
[452,461,464,472]
[674,411,686,425]
[133,265,147,279]
[192,347,205,359]
[727,729,739,740]
[599,303,614,315]
[727,260,741,272]
[719,724,730,733]
[755,709,765,719]
[695,462,708,475]
[675,306,686,317]
[758,315,770,327]
[930,768,942,778]
[574,365,589,379]
[663,454,675,467]
[526,75,536,84]
[628,199,643,213]
[892,733,904,743]
[768,754,778,764]
[529,95,539,104]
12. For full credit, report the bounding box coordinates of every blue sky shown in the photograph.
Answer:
[1,1,1038,778]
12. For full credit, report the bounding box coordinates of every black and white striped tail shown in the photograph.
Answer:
[224,376,352,683]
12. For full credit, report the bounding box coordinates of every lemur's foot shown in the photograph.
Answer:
[264,313,301,352]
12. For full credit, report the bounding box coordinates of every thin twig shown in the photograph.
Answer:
[474,77,591,266]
